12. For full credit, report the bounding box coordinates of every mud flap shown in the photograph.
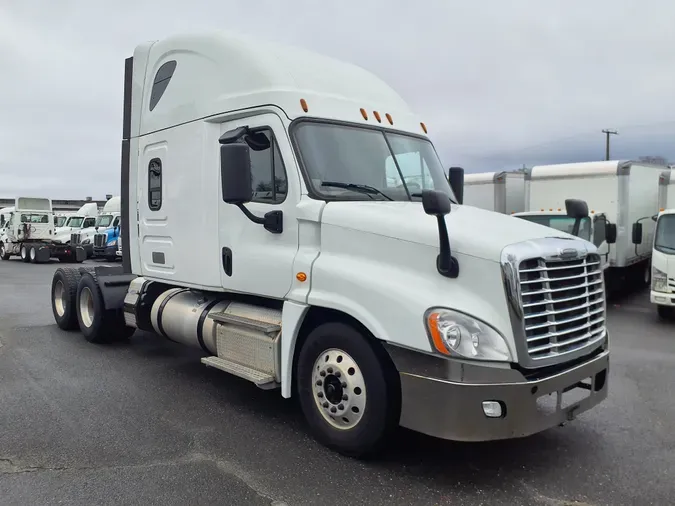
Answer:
[75,246,87,262]
[36,246,51,263]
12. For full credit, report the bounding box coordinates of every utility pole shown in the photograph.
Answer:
[602,129,618,161]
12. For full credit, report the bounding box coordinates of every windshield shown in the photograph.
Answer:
[655,214,675,253]
[66,217,84,228]
[54,216,67,227]
[95,215,113,227]
[292,122,456,202]
[516,215,592,241]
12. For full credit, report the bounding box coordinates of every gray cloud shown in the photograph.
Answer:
[1,0,673,198]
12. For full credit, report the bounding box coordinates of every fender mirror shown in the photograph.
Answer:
[422,189,458,278]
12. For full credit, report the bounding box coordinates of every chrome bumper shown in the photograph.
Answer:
[391,347,609,442]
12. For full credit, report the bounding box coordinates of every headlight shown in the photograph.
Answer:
[652,267,667,292]
[424,308,513,362]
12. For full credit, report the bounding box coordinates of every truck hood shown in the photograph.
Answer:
[320,201,576,262]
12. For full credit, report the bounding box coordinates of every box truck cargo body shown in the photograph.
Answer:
[462,171,525,214]
[518,161,665,289]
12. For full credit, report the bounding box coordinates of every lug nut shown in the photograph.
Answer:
[342,394,348,401]
[327,367,333,374]
[330,407,337,413]
[338,404,344,410]
[323,402,329,408]
[341,382,347,388]
[318,392,324,398]
[316,380,322,386]
[320,371,326,377]
[335,371,341,378]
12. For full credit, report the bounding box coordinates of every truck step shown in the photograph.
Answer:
[201,356,277,388]
[208,311,280,335]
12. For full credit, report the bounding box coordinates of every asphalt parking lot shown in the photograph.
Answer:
[0,258,673,506]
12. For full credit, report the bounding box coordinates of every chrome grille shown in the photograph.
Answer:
[518,253,605,361]
[94,233,106,247]
[70,233,81,245]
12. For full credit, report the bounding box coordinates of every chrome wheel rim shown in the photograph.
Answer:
[54,280,66,317]
[312,348,367,430]
[30,248,35,261]
[79,287,95,328]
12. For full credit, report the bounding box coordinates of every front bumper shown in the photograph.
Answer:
[93,245,116,258]
[650,290,675,306]
[390,347,609,442]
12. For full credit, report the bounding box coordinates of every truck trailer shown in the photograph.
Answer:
[49,31,610,457]
[462,171,525,215]
[514,160,665,292]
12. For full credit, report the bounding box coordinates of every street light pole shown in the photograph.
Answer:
[602,129,618,161]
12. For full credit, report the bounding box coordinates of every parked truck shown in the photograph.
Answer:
[512,161,665,292]
[92,196,122,261]
[0,197,86,263]
[49,31,609,457]
[650,170,675,319]
[53,202,99,258]
[462,171,525,215]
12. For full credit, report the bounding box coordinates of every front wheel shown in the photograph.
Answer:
[0,243,10,260]
[296,321,401,458]
[657,305,675,322]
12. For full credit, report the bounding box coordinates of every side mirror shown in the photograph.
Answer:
[220,143,253,204]
[651,214,658,222]
[606,223,617,244]
[632,222,642,244]
[448,167,464,205]
[564,199,589,219]
[421,189,458,278]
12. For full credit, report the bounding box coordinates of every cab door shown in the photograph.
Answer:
[217,113,300,298]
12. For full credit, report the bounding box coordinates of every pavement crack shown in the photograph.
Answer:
[0,458,69,475]
[520,480,596,506]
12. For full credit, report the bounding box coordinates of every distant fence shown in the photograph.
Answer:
[0,198,109,213]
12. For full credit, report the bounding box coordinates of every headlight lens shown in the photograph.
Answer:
[424,308,512,362]
[652,267,667,292]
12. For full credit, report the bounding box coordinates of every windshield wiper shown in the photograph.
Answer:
[321,182,394,201]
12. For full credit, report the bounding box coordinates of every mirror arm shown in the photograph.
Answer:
[236,203,265,225]
[435,217,459,278]
[235,204,283,234]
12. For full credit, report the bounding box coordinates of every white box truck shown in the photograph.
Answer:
[48,31,609,458]
[650,170,675,319]
[462,171,525,214]
[512,161,665,292]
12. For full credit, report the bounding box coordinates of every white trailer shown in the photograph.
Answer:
[49,31,609,458]
[650,170,675,319]
[0,197,86,263]
[462,171,525,214]
[513,160,665,291]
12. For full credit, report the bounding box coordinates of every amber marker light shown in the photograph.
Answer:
[300,98,308,112]
[373,111,381,123]
[426,312,451,356]
[360,108,368,120]
[420,122,428,133]
[296,272,307,282]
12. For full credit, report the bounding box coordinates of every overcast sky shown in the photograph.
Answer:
[1,1,674,199]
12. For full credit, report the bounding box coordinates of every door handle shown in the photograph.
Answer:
[222,247,232,276]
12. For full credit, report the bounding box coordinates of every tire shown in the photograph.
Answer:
[20,245,29,263]
[0,243,10,260]
[657,305,675,322]
[643,262,651,288]
[296,321,401,458]
[51,268,82,330]
[75,272,131,344]
[29,246,37,264]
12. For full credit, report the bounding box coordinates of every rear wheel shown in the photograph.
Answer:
[29,246,37,264]
[20,245,29,263]
[296,321,401,458]
[51,268,82,330]
[76,272,132,344]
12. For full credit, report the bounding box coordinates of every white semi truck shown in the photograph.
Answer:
[513,161,665,292]
[53,202,99,258]
[92,196,122,260]
[462,171,525,214]
[0,197,87,263]
[650,170,675,319]
[49,31,609,457]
